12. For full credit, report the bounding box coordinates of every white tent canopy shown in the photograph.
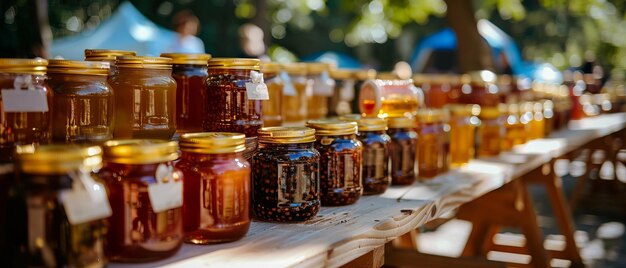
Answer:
[51,2,178,60]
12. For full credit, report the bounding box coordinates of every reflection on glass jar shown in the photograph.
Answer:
[416,109,447,180]
[0,58,51,162]
[176,132,250,243]
[84,49,136,77]
[358,79,423,118]
[447,104,480,168]
[307,120,362,206]
[502,103,526,151]
[252,127,320,222]
[99,140,183,262]
[477,105,505,157]
[261,62,283,127]
[306,63,335,120]
[13,145,109,267]
[387,117,417,185]
[282,63,309,126]
[109,56,177,140]
[47,60,114,143]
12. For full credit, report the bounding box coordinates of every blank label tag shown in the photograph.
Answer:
[246,82,270,100]
[62,182,112,225]
[1,89,48,112]
[148,182,183,213]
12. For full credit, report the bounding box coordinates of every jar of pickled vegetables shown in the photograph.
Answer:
[447,104,480,168]
[0,58,51,163]
[260,62,283,126]
[176,132,251,243]
[161,53,211,135]
[47,60,114,143]
[459,70,500,107]
[359,79,423,118]
[306,62,335,120]
[329,69,356,116]
[416,109,447,179]
[205,58,266,159]
[13,144,110,267]
[387,116,417,185]
[306,120,362,206]
[502,103,526,151]
[252,127,320,222]
[477,105,505,156]
[353,117,390,194]
[99,140,183,262]
[282,63,310,126]
[84,49,136,76]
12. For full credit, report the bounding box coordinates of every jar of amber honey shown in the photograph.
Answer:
[459,70,500,107]
[387,117,417,185]
[47,60,114,143]
[176,132,250,243]
[84,49,136,76]
[501,103,526,151]
[447,104,480,168]
[252,127,320,222]
[99,140,183,262]
[282,63,310,126]
[523,102,545,140]
[13,145,110,267]
[358,79,423,118]
[542,100,554,136]
[109,56,177,140]
[420,74,451,109]
[306,62,335,120]
[306,120,362,206]
[477,105,505,156]
[161,53,211,135]
[261,62,283,126]
[416,109,447,179]
[0,58,51,162]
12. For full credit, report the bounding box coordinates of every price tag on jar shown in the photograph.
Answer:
[1,75,48,112]
[148,164,183,213]
[245,70,269,100]
[312,71,334,96]
[62,170,112,225]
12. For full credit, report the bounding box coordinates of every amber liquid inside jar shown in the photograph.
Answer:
[417,122,444,179]
[448,105,479,168]
[262,70,284,127]
[478,107,504,157]
[502,105,526,151]
[359,79,422,118]
[282,70,309,125]
[422,76,450,109]
[172,64,208,134]
[388,124,417,185]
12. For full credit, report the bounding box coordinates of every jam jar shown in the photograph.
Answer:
[109,56,177,140]
[477,105,505,157]
[0,58,51,163]
[306,62,335,120]
[252,127,320,222]
[281,63,310,126]
[387,117,417,185]
[358,79,423,118]
[176,132,251,243]
[421,74,451,109]
[306,120,362,206]
[84,49,136,76]
[260,62,284,127]
[501,103,526,151]
[416,109,447,179]
[205,58,265,159]
[99,140,183,262]
[13,145,110,267]
[161,53,211,135]
[447,104,480,168]
[355,118,390,194]
[47,60,114,143]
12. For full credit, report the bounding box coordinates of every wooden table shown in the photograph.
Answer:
[15,113,626,268]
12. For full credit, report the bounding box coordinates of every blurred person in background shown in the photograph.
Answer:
[238,23,268,61]
[164,10,205,53]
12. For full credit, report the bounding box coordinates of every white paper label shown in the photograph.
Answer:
[1,89,48,112]
[312,71,335,96]
[62,171,112,225]
[280,71,297,96]
[148,164,183,213]
[340,79,356,101]
[245,70,269,100]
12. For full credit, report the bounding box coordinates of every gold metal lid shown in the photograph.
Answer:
[330,69,353,80]
[84,49,137,62]
[306,120,357,136]
[15,144,102,174]
[179,132,246,154]
[416,108,445,124]
[307,62,332,74]
[355,69,377,80]
[258,127,316,144]
[208,58,260,70]
[102,139,179,164]
[0,58,48,75]
[338,114,362,121]
[387,116,416,129]
[116,56,173,70]
[446,104,481,116]
[282,62,308,75]
[47,60,110,76]
[160,53,212,65]
[356,117,387,131]
[260,62,281,74]
[377,72,398,80]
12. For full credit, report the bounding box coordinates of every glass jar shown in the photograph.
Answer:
[387,117,417,185]
[252,127,320,222]
[477,105,505,156]
[542,100,554,136]
[447,104,480,168]
[160,53,211,135]
[205,58,265,159]
[524,102,544,140]
[99,140,183,262]
[176,132,250,243]
[458,70,500,107]
[109,56,177,140]
[416,109,447,179]
[260,62,283,127]
[567,71,586,120]
[47,60,114,143]
[0,58,51,163]
[502,103,526,151]
[281,63,309,126]
[306,63,335,120]
[421,74,450,109]
[13,145,109,267]
[350,69,377,114]
[306,120,362,206]
[84,49,136,76]
[329,69,356,116]
[359,79,423,118]
[352,117,390,195]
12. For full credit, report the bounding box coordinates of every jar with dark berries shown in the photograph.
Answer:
[252,127,320,222]
[387,116,417,185]
[306,120,362,206]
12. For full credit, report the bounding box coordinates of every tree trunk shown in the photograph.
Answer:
[444,0,494,73]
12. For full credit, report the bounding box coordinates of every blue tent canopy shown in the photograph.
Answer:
[51,2,178,59]
[301,51,363,69]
